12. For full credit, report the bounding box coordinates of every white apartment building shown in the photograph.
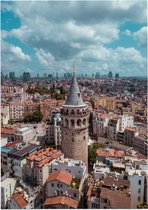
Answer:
[93,161,110,180]
[107,114,134,141]
[1,105,10,125]
[118,114,134,132]
[46,110,61,146]
[1,137,8,147]
[45,170,85,201]
[15,127,35,143]
[1,177,17,208]
[7,144,40,179]
[9,102,25,121]
[93,115,109,138]
[126,160,148,209]
[51,158,87,178]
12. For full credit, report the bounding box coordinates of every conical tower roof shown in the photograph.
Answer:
[63,72,86,107]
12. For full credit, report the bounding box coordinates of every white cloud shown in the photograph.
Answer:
[2,41,31,74]
[77,46,146,75]
[133,26,147,47]
[36,49,54,66]
[124,29,132,36]
[1,1,147,76]
[10,45,31,61]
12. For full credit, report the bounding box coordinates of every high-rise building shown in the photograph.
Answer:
[61,69,89,167]
[115,73,119,78]
[9,72,15,80]
[108,71,113,78]
[95,72,100,79]
[22,72,31,82]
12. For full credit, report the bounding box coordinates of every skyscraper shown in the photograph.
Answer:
[108,71,113,78]
[115,73,119,78]
[61,68,89,167]
[22,72,31,82]
[9,72,15,80]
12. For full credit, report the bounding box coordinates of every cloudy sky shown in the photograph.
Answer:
[1,0,147,77]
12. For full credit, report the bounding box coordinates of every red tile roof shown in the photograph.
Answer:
[11,193,28,209]
[1,127,16,134]
[5,140,22,149]
[103,176,130,187]
[26,147,62,168]
[96,148,124,158]
[44,196,79,208]
[46,170,72,185]
[100,187,131,209]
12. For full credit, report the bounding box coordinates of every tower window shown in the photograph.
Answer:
[71,119,75,127]
[83,136,86,140]
[78,93,80,97]
[77,119,81,126]
[72,137,74,142]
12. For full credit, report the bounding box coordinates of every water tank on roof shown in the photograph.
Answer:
[104,147,109,152]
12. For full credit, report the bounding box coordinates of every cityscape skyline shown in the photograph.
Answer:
[2,1,147,77]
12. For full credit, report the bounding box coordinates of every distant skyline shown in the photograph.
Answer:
[1,1,147,77]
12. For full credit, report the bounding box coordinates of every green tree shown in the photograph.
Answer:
[8,119,15,125]
[137,203,148,209]
[88,144,104,166]
[23,111,43,123]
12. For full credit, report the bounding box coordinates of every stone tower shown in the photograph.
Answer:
[61,68,89,167]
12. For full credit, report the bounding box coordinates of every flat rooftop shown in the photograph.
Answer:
[8,144,41,158]
[1,177,16,187]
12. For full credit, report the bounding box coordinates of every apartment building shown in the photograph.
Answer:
[15,127,35,143]
[26,147,64,186]
[7,144,41,179]
[44,170,83,208]
[51,158,87,179]
[107,118,120,140]
[1,127,16,142]
[1,141,22,173]
[1,105,10,125]
[127,168,148,208]
[1,177,17,208]
[46,110,61,146]
[134,134,148,156]
[124,127,138,146]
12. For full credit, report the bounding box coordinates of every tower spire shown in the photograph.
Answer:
[64,65,85,107]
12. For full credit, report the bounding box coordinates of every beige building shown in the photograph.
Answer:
[26,147,64,186]
[1,105,10,125]
[61,70,89,168]
[1,177,17,208]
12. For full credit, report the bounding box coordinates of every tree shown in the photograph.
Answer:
[8,119,15,125]
[88,144,105,166]
[137,203,148,209]
[23,111,43,123]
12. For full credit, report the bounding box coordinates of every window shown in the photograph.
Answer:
[74,193,76,198]
[57,183,59,187]
[51,183,54,187]
[138,180,141,185]
[138,196,140,201]
[138,189,141,193]
[61,184,62,187]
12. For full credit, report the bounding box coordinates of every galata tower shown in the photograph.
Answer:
[61,67,89,167]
